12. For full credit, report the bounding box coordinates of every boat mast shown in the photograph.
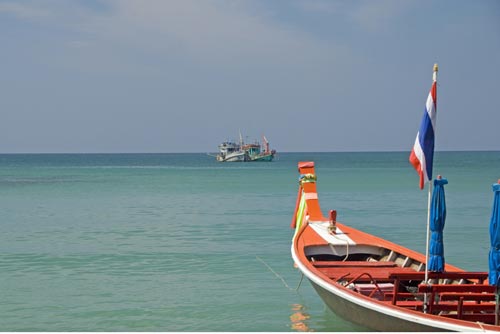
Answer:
[262,135,270,154]
[424,63,438,312]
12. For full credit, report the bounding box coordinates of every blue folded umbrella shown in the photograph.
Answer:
[488,182,500,285]
[428,177,448,272]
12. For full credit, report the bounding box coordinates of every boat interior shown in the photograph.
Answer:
[305,244,497,325]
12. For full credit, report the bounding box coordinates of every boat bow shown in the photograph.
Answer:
[291,161,500,332]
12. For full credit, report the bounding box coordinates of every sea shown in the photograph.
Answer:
[0,151,499,332]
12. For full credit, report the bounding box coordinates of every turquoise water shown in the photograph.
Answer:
[0,152,499,331]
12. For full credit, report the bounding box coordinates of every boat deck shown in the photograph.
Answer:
[313,259,496,325]
[313,260,417,283]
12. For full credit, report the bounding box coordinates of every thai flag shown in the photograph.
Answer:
[409,80,437,189]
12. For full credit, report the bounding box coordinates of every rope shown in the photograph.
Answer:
[256,256,302,291]
[328,230,350,262]
[295,273,304,291]
[476,321,485,332]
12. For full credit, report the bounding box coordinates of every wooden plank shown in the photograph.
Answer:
[392,300,424,310]
[430,302,496,313]
[418,284,496,294]
[318,266,416,282]
[388,271,488,282]
[312,261,397,268]
[440,292,495,302]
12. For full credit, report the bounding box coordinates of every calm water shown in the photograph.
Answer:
[0,152,499,331]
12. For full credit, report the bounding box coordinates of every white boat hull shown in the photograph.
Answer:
[217,151,246,162]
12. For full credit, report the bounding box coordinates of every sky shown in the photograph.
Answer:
[1,0,499,153]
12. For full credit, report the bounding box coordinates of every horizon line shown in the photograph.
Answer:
[0,149,498,155]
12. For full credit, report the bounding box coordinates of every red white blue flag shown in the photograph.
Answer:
[409,75,437,189]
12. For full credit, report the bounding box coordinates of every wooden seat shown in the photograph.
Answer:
[429,302,495,313]
[389,271,489,283]
[312,261,397,268]
[383,300,424,310]
[418,284,496,294]
[440,292,495,302]
[318,265,416,283]
[415,283,497,321]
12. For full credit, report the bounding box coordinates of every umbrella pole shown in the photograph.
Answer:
[424,179,433,313]
[496,285,499,326]
[496,274,500,326]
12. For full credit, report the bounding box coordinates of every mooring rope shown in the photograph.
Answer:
[256,256,303,291]
[295,272,304,291]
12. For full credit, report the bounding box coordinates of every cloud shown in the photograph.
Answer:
[0,1,53,18]
[293,0,343,15]
[349,0,416,31]
[0,0,96,23]
[293,0,416,32]
[80,0,341,68]
[1,0,354,74]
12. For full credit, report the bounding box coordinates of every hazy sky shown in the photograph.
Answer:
[1,0,499,153]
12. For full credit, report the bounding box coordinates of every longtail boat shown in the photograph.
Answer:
[291,161,500,332]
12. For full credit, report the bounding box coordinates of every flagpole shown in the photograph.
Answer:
[424,179,433,283]
[423,63,438,313]
[423,179,432,313]
[425,63,439,286]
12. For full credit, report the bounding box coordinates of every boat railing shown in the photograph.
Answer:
[384,271,497,324]
[388,271,489,304]
[338,269,495,323]
[345,272,395,300]
[416,283,497,323]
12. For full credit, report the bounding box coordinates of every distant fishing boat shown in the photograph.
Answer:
[242,136,276,162]
[216,133,276,162]
[216,141,247,162]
